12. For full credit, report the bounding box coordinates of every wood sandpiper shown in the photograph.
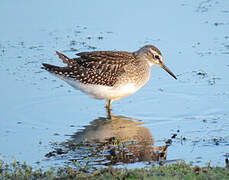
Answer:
[42,45,177,111]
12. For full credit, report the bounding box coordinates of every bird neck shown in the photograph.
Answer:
[134,51,154,67]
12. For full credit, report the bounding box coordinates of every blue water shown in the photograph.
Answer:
[0,0,229,168]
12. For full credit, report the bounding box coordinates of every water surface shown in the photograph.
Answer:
[0,0,229,168]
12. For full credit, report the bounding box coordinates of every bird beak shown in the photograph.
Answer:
[160,63,177,80]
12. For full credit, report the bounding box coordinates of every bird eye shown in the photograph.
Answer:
[155,55,160,59]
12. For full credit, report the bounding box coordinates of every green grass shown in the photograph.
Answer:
[0,160,229,180]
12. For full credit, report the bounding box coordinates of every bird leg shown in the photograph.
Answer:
[106,100,112,110]
[106,100,112,118]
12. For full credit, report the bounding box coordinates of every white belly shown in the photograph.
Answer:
[60,77,139,101]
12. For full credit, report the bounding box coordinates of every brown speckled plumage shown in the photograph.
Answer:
[42,45,177,110]
[43,50,140,87]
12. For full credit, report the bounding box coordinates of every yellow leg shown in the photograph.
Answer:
[105,100,113,118]
[106,100,112,110]
[106,100,113,118]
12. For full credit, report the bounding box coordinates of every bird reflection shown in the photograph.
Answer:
[46,111,169,166]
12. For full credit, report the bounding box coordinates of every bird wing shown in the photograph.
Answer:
[76,51,135,63]
[74,51,135,73]
[42,51,136,86]
[75,51,136,86]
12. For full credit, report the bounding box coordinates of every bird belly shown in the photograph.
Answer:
[59,76,139,101]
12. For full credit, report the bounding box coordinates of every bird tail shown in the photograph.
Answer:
[42,51,74,74]
[56,51,71,64]
[41,63,62,72]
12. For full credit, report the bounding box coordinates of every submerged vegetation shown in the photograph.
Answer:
[1,160,229,180]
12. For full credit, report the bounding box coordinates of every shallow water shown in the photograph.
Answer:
[0,0,229,168]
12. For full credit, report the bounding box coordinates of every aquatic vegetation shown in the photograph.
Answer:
[1,160,229,180]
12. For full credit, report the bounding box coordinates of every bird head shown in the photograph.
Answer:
[135,45,177,79]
